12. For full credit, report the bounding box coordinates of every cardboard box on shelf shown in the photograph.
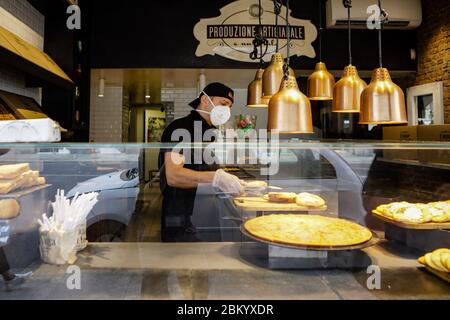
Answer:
[383,126,418,161]
[418,125,450,165]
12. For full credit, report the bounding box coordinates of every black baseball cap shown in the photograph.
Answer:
[188,82,234,109]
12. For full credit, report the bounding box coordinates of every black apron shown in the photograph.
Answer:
[158,110,219,241]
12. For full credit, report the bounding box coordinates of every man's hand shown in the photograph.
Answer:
[213,169,245,195]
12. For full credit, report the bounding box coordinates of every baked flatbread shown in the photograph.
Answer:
[296,193,326,208]
[266,192,297,203]
[244,214,373,247]
[375,201,450,224]
[0,170,45,194]
[245,181,268,188]
[418,249,450,273]
[0,199,20,220]
[0,163,30,179]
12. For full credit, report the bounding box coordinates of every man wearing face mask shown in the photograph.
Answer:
[158,82,245,242]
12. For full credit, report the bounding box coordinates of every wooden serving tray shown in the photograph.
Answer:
[234,196,327,212]
[371,210,450,230]
[422,266,450,284]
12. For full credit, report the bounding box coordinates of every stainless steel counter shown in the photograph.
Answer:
[0,242,448,300]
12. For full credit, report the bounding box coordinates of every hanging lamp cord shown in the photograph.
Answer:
[273,0,282,52]
[343,0,352,65]
[250,0,269,63]
[283,0,290,80]
[318,0,323,62]
[377,0,389,68]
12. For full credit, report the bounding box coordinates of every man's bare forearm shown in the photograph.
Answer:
[167,166,215,189]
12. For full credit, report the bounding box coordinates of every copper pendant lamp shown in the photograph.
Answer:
[359,0,407,124]
[267,0,313,134]
[262,53,295,99]
[247,68,270,108]
[333,65,366,113]
[308,62,335,100]
[333,1,367,113]
[307,0,334,101]
[261,0,294,100]
[359,68,407,124]
[268,75,313,134]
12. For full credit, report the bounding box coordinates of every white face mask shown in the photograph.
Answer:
[197,91,231,126]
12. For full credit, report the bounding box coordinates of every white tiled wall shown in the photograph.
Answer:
[161,88,198,120]
[89,86,124,142]
[161,87,268,129]
[88,86,265,143]
[0,5,44,49]
[0,0,44,37]
[0,64,41,103]
[0,0,44,103]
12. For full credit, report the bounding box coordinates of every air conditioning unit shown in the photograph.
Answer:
[326,0,422,30]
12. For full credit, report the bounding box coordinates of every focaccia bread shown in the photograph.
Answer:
[296,193,326,208]
[0,181,15,195]
[0,163,30,179]
[245,181,268,188]
[244,214,373,247]
[0,170,45,194]
[375,201,450,224]
[392,205,432,224]
[0,199,20,220]
[266,192,297,203]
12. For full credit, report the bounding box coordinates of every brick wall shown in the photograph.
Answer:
[415,0,450,123]
[0,0,44,103]
[364,160,450,204]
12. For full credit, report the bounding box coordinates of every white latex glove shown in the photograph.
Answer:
[213,169,245,195]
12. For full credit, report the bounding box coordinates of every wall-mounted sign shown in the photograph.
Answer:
[193,0,317,63]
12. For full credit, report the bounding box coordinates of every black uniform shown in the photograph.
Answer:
[0,248,9,275]
[158,110,218,241]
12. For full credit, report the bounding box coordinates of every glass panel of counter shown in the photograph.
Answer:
[0,141,449,299]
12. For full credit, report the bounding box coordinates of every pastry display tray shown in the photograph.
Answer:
[371,210,450,230]
[421,266,450,284]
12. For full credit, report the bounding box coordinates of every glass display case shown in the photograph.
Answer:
[0,141,449,300]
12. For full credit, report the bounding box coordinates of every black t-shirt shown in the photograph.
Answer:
[158,110,219,218]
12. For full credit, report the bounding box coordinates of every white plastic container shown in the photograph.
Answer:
[39,229,78,265]
[75,221,88,252]
[0,118,61,142]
